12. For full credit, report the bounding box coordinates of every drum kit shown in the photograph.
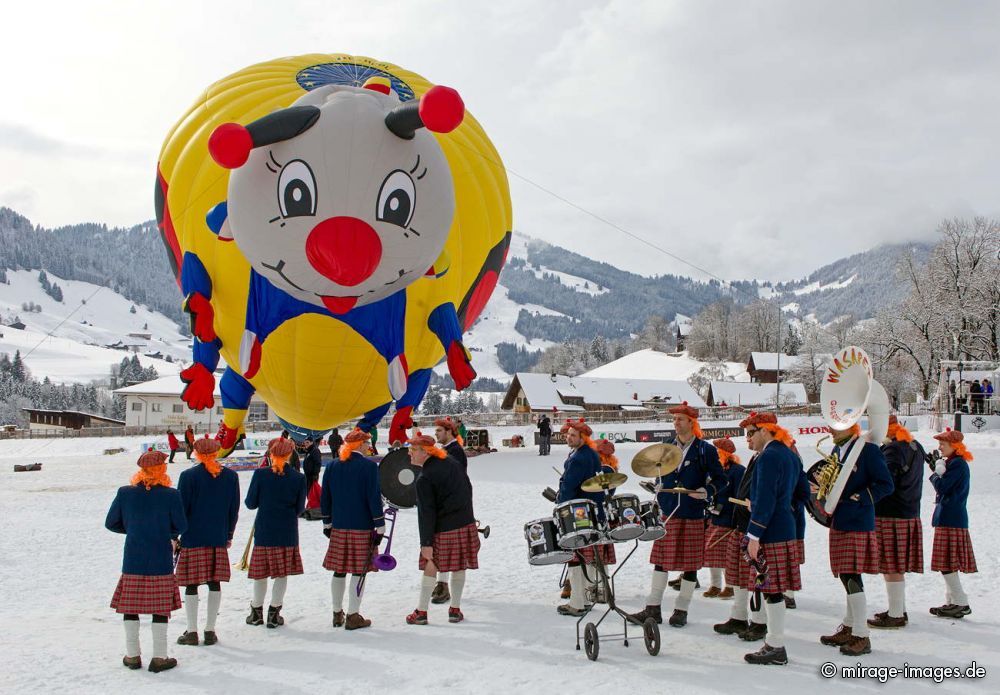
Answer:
[523,442,685,661]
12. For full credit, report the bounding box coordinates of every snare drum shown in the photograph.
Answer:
[524,518,573,566]
[638,500,666,541]
[607,494,644,542]
[553,499,602,549]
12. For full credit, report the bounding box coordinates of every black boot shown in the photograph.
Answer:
[627,605,662,625]
[740,621,767,641]
[266,605,284,628]
[668,609,688,628]
[744,643,788,665]
[246,604,264,626]
[714,618,749,635]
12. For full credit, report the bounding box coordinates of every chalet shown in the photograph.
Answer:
[706,381,808,407]
[747,352,800,383]
[22,408,125,432]
[114,375,273,429]
[501,373,705,414]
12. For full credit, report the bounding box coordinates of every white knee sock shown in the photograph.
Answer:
[271,576,288,607]
[675,579,696,611]
[784,590,795,599]
[331,575,347,612]
[124,620,140,657]
[151,621,168,659]
[184,592,199,632]
[205,590,221,631]
[764,599,786,648]
[252,579,267,608]
[418,575,436,611]
[731,588,749,621]
[710,568,723,588]
[842,593,854,627]
[848,592,869,638]
[437,571,451,584]
[347,575,363,614]
[569,566,586,610]
[750,602,765,626]
[944,572,968,606]
[450,570,466,608]
[646,570,669,606]
[584,563,597,597]
[886,580,906,618]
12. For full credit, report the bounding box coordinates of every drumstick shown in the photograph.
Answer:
[729,497,750,507]
[552,466,563,477]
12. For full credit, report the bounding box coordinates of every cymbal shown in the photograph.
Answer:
[581,471,628,492]
[631,443,682,478]
[662,487,697,494]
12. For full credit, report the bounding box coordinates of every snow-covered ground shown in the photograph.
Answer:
[2,423,996,693]
[792,274,858,297]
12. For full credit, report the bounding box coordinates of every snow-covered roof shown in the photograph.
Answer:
[749,352,800,371]
[674,314,693,335]
[709,381,808,406]
[582,349,748,382]
[506,373,585,411]
[114,374,220,397]
[505,372,706,410]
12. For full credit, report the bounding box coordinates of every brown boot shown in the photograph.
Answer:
[718,587,734,600]
[840,635,872,656]
[867,613,906,629]
[431,582,451,605]
[176,631,199,646]
[627,605,662,625]
[560,580,572,600]
[668,609,688,627]
[122,656,142,670]
[714,618,748,635]
[148,657,178,673]
[703,586,722,598]
[739,621,767,641]
[820,624,853,647]
[203,631,218,646]
[345,613,372,630]
[332,610,345,627]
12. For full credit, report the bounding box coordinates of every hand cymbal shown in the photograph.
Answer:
[631,443,682,478]
[581,471,628,492]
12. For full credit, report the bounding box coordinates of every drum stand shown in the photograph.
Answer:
[573,540,660,661]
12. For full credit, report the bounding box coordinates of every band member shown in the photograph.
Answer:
[928,429,977,618]
[406,431,479,625]
[630,403,728,628]
[174,437,240,646]
[740,413,803,666]
[868,415,925,629]
[703,437,745,600]
[106,449,187,673]
[322,428,385,630]
[816,424,893,656]
[554,419,607,616]
[785,439,810,610]
[430,417,470,605]
[244,438,306,629]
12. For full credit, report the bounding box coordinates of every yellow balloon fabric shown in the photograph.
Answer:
[156,54,511,437]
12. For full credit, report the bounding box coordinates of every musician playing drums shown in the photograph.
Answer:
[430,417,470,606]
[555,419,609,616]
[703,437,744,600]
[244,438,306,629]
[105,449,187,673]
[406,431,479,626]
[629,403,728,628]
[816,424,893,656]
[928,429,977,619]
[321,428,385,630]
[868,415,925,629]
[174,437,240,647]
[740,413,803,666]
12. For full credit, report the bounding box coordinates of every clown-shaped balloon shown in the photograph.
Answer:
[157,56,511,452]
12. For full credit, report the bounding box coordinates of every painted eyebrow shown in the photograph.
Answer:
[409,154,421,174]
[266,150,283,173]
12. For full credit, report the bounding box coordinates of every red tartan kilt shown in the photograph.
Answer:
[796,539,805,565]
[649,518,705,571]
[724,530,750,587]
[931,527,977,573]
[247,546,304,580]
[703,525,733,568]
[575,542,616,566]
[829,529,880,575]
[747,540,802,593]
[875,517,924,574]
[419,523,481,573]
[111,574,182,615]
[323,529,377,575]
[174,546,231,586]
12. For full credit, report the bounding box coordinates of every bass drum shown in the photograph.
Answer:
[805,460,833,528]
[524,518,573,566]
[379,448,420,509]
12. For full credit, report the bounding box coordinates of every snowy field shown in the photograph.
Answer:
[1,423,997,694]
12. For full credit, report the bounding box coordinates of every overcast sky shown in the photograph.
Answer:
[3,0,999,282]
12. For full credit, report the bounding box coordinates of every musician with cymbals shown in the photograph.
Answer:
[430,417,470,606]
[703,437,745,600]
[244,438,306,629]
[629,402,728,628]
[174,437,240,647]
[321,428,385,630]
[816,423,894,656]
[105,448,187,673]
[406,431,479,626]
[867,415,925,629]
[739,413,803,666]
[927,429,977,619]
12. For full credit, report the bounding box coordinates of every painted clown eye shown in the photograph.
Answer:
[277,160,317,218]
[376,170,415,228]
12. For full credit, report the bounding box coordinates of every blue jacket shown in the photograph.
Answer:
[557,444,604,517]
[746,441,799,544]
[793,469,809,541]
[106,484,187,576]
[930,456,970,528]
[245,467,306,547]
[877,439,925,519]
[711,463,746,528]
[657,438,728,520]
[320,451,385,531]
[445,440,469,478]
[830,440,894,532]
[177,464,240,548]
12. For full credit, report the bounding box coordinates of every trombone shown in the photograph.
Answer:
[234,523,255,571]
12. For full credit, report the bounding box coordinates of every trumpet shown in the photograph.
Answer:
[477,520,491,539]
[234,524,255,571]
[812,435,842,507]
